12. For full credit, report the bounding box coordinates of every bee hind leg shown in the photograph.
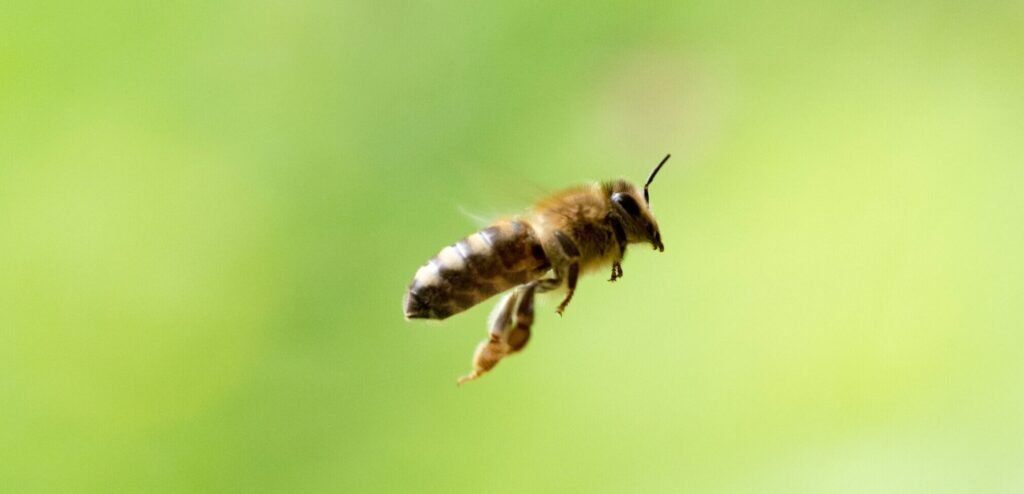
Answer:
[457,283,538,385]
[457,291,517,385]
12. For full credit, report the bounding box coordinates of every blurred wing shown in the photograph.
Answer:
[451,165,553,229]
[457,206,499,229]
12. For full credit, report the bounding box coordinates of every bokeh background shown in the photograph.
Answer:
[2,1,1022,493]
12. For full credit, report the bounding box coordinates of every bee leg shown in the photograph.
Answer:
[609,262,623,282]
[507,282,537,354]
[555,263,579,316]
[549,229,582,315]
[458,290,518,385]
[537,275,563,292]
[607,216,628,282]
[457,283,538,385]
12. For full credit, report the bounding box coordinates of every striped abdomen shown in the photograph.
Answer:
[404,220,551,320]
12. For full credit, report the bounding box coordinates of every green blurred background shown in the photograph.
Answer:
[2,1,1022,492]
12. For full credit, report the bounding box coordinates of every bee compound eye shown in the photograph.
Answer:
[613,193,642,217]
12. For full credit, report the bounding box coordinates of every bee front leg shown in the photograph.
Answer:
[608,216,628,282]
[457,283,538,385]
[609,262,623,282]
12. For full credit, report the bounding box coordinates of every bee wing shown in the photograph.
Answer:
[457,206,500,229]
[455,189,542,228]
[454,179,551,228]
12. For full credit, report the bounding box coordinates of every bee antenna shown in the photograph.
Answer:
[643,154,670,204]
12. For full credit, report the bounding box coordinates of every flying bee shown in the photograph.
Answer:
[404,154,670,384]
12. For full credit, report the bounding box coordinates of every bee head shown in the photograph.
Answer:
[606,154,669,252]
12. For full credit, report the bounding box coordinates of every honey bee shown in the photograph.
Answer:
[404,154,670,384]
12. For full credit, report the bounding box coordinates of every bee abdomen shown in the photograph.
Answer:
[404,221,550,320]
